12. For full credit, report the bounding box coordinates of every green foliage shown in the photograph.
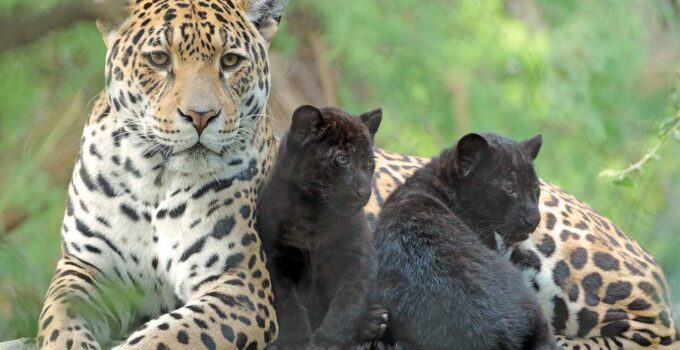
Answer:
[295,0,680,314]
[600,73,680,186]
[1,0,680,339]
[0,16,105,337]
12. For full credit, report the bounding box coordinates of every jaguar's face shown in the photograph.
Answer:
[102,0,283,174]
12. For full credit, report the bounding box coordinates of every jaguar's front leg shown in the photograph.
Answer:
[114,265,277,350]
[37,254,110,350]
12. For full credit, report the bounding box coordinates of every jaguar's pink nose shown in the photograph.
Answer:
[179,109,219,135]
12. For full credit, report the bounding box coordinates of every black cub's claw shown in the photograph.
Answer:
[355,304,401,350]
[354,341,400,350]
[359,304,389,341]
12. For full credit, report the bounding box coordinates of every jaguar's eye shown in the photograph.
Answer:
[146,51,171,68]
[221,53,243,70]
[335,154,350,167]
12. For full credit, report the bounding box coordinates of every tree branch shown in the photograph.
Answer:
[0,0,126,52]
[0,206,29,241]
[599,71,680,186]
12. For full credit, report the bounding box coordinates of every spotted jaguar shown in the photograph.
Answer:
[367,149,679,349]
[35,0,286,349]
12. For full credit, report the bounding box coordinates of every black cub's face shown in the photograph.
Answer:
[286,105,382,214]
[451,133,542,246]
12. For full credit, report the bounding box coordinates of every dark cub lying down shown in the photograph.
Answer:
[257,105,387,349]
[372,132,557,350]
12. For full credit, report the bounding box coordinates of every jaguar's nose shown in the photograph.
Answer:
[179,109,219,135]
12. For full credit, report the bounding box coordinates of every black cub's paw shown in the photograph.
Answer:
[267,344,300,350]
[306,338,343,350]
[354,341,400,350]
[267,338,309,350]
[359,304,389,341]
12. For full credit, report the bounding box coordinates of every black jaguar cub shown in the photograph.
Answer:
[372,132,557,350]
[257,105,387,349]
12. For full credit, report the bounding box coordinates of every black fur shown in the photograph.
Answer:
[257,105,386,349]
[372,132,556,350]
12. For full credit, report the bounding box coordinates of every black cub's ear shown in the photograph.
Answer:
[520,134,542,160]
[455,133,489,178]
[359,108,382,139]
[289,105,324,147]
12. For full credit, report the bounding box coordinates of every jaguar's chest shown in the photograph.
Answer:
[61,166,264,334]
[66,144,263,280]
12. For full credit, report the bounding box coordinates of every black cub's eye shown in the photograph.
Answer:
[147,51,171,68]
[221,53,243,70]
[368,157,376,167]
[502,182,516,195]
[335,154,350,167]
[533,183,541,196]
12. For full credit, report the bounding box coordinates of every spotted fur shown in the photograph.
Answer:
[37,1,286,349]
[367,149,679,349]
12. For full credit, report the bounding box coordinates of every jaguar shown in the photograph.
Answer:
[36,0,286,349]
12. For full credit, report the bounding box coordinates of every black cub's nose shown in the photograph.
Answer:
[355,187,372,200]
[523,211,541,231]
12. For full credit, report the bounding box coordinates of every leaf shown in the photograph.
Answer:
[598,169,621,178]
[613,175,635,188]
[658,116,678,135]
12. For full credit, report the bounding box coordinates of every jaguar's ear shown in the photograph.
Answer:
[242,0,289,45]
[454,133,489,178]
[94,0,130,48]
[520,134,543,160]
[288,105,324,148]
[359,108,382,139]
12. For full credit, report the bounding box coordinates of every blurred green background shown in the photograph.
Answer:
[1,0,679,339]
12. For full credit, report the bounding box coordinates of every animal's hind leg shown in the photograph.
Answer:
[556,334,676,349]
